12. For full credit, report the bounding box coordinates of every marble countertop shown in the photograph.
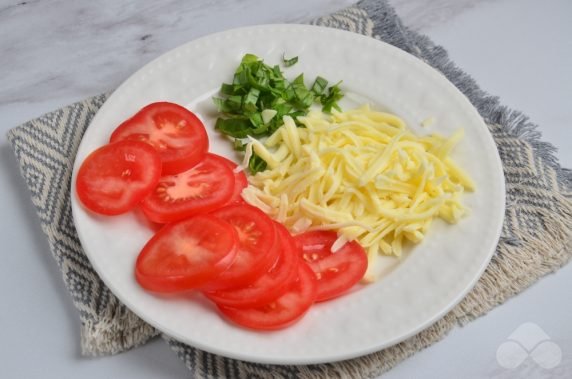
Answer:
[1,0,570,378]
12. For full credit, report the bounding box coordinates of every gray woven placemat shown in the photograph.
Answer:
[6,0,572,377]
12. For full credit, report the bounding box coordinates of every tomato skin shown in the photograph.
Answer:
[217,156,248,205]
[141,154,235,224]
[110,102,209,175]
[204,223,299,308]
[76,140,162,215]
[200,204,279,291]
[135,215,238,293]
[294,231,368,302]
[217,262,317,330]
[230,170,248,204]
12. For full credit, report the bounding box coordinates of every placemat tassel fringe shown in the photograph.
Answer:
[80,304,159,356]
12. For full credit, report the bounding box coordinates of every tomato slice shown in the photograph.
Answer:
[204,223,299,308]
[294,231,368,302]
[201,204,279,291]
[110,102,209,175]
[76,140,161,215]
[217,262,317,330]
[217,156,248,205]
[141,153,235,224]
[135,214,238,292]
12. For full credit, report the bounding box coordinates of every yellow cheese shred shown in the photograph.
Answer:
[242,105,474,281]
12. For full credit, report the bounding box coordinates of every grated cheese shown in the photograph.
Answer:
[241,105,474,280]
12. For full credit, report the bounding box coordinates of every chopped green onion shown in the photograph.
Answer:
[233,139,247,151]
[320,81,344,113]
[243,88,260,114]
[249,153,267,174]
[214,117,252,138]
[241,54,259,64]
[311,76,328,96]
[213,54,344,173]
[220,83,235,96]
[282,54,299,67]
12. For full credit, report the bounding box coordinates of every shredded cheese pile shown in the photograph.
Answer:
[240,105,475,281]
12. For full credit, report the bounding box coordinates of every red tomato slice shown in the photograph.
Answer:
[294,231,367,302]
[204,223,299,308]
[141,153,235,224]
[217,156,248,205]
[217,262,317,330]
[201,204,279,291]
[76,140,161,215]
[135,215,238,292]
[110,102,209,175]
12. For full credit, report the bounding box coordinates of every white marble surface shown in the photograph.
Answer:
[1,0,571,378]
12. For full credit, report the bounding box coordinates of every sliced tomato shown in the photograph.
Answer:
[141,154,235,224]
[201,204,279,291]
[294,231,367,302]
[217,262,317,330]
[205,223,299,308]
[110,102,209,175]
[76,140,161,215]
[217,155,248,205]
[135,215,238,292]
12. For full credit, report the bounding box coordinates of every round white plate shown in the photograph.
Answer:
[71,24,505,365]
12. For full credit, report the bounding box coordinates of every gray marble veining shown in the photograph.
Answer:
[394,0,493,31]
[0,0,482,112]
[0,0,353,107]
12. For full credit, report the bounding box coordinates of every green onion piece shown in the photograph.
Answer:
[243,88,260,114]
[290,74,315,109]
[241,53,259,64]
[311,76,328,96]
[220,83,235,96]
[320,81,344,113]
[249,153,267,174]
[226,95,242,112]
[249,112,262,126]
[272,65,282,78]
[215,117,252,138]
[282,54,299,67]
[212,97,229,113]
[233,139,247,151]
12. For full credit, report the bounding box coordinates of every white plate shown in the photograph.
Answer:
[71,24,505,365]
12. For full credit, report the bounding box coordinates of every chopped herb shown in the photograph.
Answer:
[214,117,252,138]
[233,138,247,151]
[243,88,260,113]
[241,53,259,64]
[320,81,344,113]
[220,83,235,96]
[249,153,267,174]
[311,76,328,96]
[213,53,344,173]
[282,54,299,67]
